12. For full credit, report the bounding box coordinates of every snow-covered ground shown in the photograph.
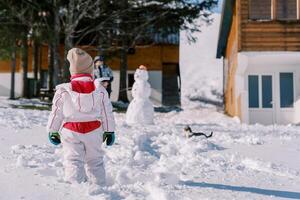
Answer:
[0,97,299,200]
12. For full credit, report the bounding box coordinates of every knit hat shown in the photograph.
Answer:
[67,48,93,75]
[94,55,104,63]
[139,65,147,70]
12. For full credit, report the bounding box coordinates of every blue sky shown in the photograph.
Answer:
[213,0,223,13]
[189,0,223,13]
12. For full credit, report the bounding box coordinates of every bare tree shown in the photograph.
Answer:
[0,0,217,101]
[77,0,218,102]
[60,0,101,82]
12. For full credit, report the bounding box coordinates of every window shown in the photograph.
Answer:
[276,0,297,20]
[249,0,272,20]
[262,75,273,108]
[249,0,300,20]
[280,73,294,108]
[248,75,259,108]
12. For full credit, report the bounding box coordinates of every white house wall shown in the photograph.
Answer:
[110,71,120,102]
[236,52,300,124]
[234,53,249,123]
[148,71,162,104]
[0,73,33,97]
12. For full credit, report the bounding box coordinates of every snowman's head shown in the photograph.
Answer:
[134,66,149,81]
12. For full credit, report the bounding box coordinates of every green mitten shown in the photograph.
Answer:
[103,132,115,146]
[48,132,61,145]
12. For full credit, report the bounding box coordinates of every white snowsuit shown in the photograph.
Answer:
[47,76,115,185]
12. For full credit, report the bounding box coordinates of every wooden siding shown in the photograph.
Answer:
[105,45,179,71]
[0,59,20,73]
[224,0,239,116]
[0,45,63,73]
[0,44,178,73]
[241,0,300,51]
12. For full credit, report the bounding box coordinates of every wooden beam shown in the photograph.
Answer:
[237,0,242,51]
[298,0,300,19]
[271,0,276,20]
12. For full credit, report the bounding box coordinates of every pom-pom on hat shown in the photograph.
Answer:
[67,48,93,75]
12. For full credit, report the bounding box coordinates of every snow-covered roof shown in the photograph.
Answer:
[152,32,179,45]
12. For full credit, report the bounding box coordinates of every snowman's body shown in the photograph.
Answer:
[126,68,154,125]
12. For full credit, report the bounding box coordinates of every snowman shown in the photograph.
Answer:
[126,65,154,125]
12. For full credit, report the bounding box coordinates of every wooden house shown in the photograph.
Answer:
[0,34,180,106]
[217,0,300,124]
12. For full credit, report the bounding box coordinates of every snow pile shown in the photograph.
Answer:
[180,13,223,107]
[241,158,299,178]
[0,107,48,130]
[11,144,63,177]
[0,96,50,109]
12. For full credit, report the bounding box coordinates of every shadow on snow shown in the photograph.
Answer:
[181,181,300,199]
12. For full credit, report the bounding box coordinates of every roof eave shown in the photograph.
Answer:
[216,0,235,58]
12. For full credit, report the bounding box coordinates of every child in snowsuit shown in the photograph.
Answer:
[46,48,115,189]
[93,56,114,97]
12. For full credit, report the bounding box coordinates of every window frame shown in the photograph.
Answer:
[279,72,295,109]
[248,0,300,21]
[248,75,260,108]
[248,74,275,110]
[249,0,272,20]
[261,75,273,108]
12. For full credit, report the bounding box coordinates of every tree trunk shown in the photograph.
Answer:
[63,35,72,82]
[53,0,61,85]
[53,43,61,86]
[38,45,43,89]
[10,43,16,100]
[48,44,54,91]
[117,0,129,102]
[62,0,75,82]
[21,34,29,98]
[32,41,39,81]
[118,45,129,102]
